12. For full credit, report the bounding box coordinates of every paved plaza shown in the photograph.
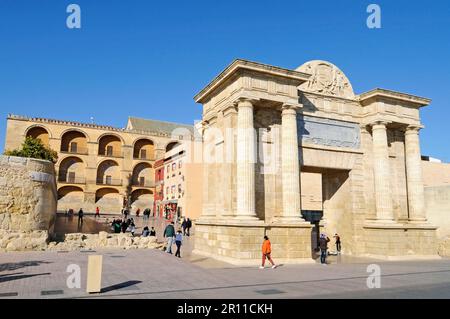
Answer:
[1,216,450,299]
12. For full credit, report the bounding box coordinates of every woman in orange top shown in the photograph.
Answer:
[260,236,277,269]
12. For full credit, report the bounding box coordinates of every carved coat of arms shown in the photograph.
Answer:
[297,61,354,99]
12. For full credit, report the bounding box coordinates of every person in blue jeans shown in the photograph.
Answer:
[175,230,183,258]
[319,233,330,265]
[164,221,176,254]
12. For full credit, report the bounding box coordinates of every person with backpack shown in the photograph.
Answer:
[260,236,277,269]
[164,221,176,254]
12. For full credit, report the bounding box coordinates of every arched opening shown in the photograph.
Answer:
[58,156,85,184]
[98,134,122,157]
[97,160,121,185]
[131,162,154,187]
[133,138,155,160]
[130,189,154,211]
[95,188,122,213]
[166,141,180,152]
[61,130,88,154]
[57,186,84,211]
[26,126,50,146]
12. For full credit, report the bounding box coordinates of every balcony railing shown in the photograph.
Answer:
[96,178,123,186]
[58,175,86,184]
[60,147,89,155]
[133,155,156,161]
[98,151,123,158]
[131,181,155,188]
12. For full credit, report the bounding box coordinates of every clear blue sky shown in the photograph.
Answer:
[1,0,449,161]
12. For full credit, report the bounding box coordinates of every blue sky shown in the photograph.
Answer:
[0,0,449,161]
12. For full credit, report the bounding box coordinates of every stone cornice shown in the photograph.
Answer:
[194,59,311,104]
[358,88,431,107]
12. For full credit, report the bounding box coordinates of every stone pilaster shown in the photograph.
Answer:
[404,125,427,222]
[235,98,258,220]
[280,104,304,221]
[200,120,216,219]
[371,121,394,222]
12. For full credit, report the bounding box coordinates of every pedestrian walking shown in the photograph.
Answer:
[186,218,192,236]
[164,221,176,254]
[181,218,187,236]
[129,220,136,236]
[77,208,84,225]
[175,230,183,258]
[95,206,100,218]
[334,233,341,254]
[260,236,277,269]
[136,208,140,218]
[319,233,330,265]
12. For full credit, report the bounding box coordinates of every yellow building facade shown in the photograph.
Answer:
[4,114,194,215]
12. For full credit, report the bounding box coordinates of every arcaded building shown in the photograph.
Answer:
[4,115,193,215]
[193,59,438,264]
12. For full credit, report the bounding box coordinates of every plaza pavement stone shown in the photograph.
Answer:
[2,241,450,298]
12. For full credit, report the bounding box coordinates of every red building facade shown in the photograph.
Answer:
[153,159,165,218]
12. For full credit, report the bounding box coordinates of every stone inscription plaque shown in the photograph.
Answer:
[298,115,360,149]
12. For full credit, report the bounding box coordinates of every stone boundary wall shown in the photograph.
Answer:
[0,155,57,233]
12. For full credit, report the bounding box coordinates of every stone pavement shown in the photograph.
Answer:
[1,243,450,298]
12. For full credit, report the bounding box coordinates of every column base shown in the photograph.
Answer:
[408,218,428,224]
[363,222,438,259]
[271,217,308,225]
[193,220,313,264]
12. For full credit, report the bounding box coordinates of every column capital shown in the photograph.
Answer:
[222,103,238,117]
[281,103,302,115]
[370,120,391,130]
[233,97,257,108]
[405,124,424,134]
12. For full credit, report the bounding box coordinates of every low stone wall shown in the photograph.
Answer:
[0,155,57,234]
[48,232,164,251]
[0,230,164,252]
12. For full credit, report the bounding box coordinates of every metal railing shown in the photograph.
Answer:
[131,180,155,188]
[60,147,89,155]
[58,175,86,184]
[98,150,123,158]
[96,178,122,186]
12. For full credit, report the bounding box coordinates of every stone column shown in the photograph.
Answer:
[281,104,303,221]
[404,125,427,222]
[235,98,257,220]
[371,121,394,222]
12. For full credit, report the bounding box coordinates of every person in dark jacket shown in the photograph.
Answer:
[149,227,156,236]
[319,234,330,265]
[121,220,128,233]
[186,218,192,236]
[181,218,187,236]
[77,208,84,225]
[334,233,341,254]
[164,222,176,254]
